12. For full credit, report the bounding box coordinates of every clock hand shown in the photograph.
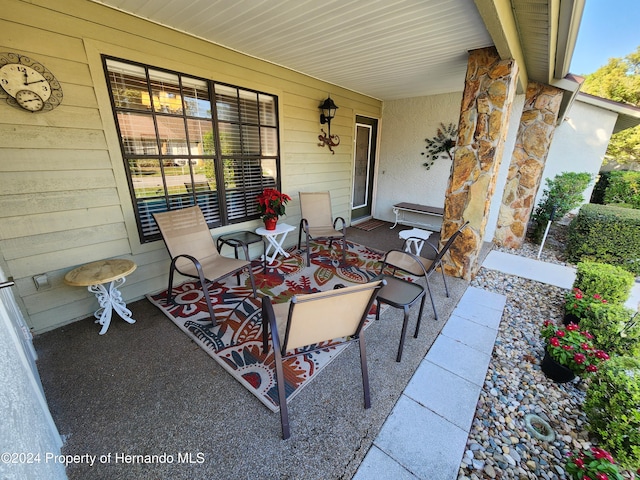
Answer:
[25,79,46,85]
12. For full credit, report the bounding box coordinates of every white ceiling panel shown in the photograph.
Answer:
[91,0,495,100]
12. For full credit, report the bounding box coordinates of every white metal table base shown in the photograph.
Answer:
[256,223,296,265]
[88,277,136,335]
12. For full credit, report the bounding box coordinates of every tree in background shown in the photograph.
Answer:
[581,46,640,166]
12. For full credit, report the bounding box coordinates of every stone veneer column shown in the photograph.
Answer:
[493,82,563,248]
[441,47,518,280]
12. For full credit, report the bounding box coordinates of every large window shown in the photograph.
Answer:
[103,57,280,243]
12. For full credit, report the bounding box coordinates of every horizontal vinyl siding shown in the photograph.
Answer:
[0,0,381,333]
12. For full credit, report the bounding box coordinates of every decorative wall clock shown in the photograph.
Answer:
[0,52,63,112]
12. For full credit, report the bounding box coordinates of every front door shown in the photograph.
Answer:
[351,116,378,220]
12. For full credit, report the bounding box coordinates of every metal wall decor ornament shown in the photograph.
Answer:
[0,52,63,112]
[317,96,340,154]
[421,122,457,169]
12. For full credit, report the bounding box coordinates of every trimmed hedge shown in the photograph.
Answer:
[573,261,635,305]
[584,356,640,470]
[567,204,640,275]
[603,171,640,209]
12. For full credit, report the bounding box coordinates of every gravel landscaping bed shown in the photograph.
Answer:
[457,223,598,480]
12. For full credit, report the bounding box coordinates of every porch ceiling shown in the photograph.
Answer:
[91,0,582,101]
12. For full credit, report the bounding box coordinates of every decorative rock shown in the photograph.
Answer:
[458,230,590,479]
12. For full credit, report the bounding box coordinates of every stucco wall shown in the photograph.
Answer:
[0,285,65,480]
[484,94,526,242]
[0,0,382,333]
[376,93,462,224]
[533,99,617,209]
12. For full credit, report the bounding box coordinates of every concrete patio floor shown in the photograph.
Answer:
[33,222,469,480]
[34,223,609,480]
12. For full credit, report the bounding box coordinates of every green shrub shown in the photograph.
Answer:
[603,171,640,209]
[573,261,635,305]
[580,303,640,356]
[529,172,593,243]
[584,356,640,470]
[567,204,640,276]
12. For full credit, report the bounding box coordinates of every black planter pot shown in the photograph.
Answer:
[563,313,580,326]
[541,348,576,383]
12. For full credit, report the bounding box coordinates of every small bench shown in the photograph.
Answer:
[390,202,444,230]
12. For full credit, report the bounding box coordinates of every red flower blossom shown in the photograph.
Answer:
[573,353,586,364]
[556,330,566,337]
[566,323,579,331]
[550,337,560,347]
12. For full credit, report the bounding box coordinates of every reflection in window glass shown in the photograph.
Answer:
[149,70,182,115]
[242,125,260,155]
[182,77,211,118]
[118,113,158,155]
[215,84,239,122]
[106,60,149,111]
[186,119,215,155]
[259,94,276,126]
[239,89,259,124]
[260,127,278,156]
[218,123,242,155]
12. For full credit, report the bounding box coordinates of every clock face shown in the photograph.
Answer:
[0,52,63,112]
[15,90,44,112]
[0,64,52,101]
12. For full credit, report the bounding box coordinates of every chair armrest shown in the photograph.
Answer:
[333,216,346,232]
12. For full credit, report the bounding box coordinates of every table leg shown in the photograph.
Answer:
[263,232,291,265]
[390,207,400,229]
[89,277,136,335]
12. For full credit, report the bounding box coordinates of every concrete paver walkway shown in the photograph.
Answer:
[353,286,506,480]
[354,250,639,479]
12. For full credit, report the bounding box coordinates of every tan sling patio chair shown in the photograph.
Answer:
[261,280,384,439]
[298,191,347,267]
[154,206,257,326]
[396,221,470,321]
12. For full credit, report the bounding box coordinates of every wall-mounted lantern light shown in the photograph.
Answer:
[317,96,340,154]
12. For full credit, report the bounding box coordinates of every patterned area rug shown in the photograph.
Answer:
[352,218,387,231]
[147,240,404,412]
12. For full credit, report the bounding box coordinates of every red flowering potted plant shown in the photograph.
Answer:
[564,288,607,325]
[256,188,291,230]
[540,320,610,382]
[565,446,624,480]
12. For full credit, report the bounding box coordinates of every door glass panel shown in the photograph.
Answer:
[353,124,371,209]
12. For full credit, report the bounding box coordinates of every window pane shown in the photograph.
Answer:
[137,197,168,238]
[155,116,188,155]
[129,159,163,199]
[242,125,260,155]
[118,113,159,155]
[105,57,280,241]
[106,60,150,111]
[260,159,278,186]
[182,77,211,118]
[239,89,259,124]
[219,123,241,155]
[149,69,182,115]
[186,119,215,155]
[259,94,276,126]
[260,127,278,156]
[215,84,239,122]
